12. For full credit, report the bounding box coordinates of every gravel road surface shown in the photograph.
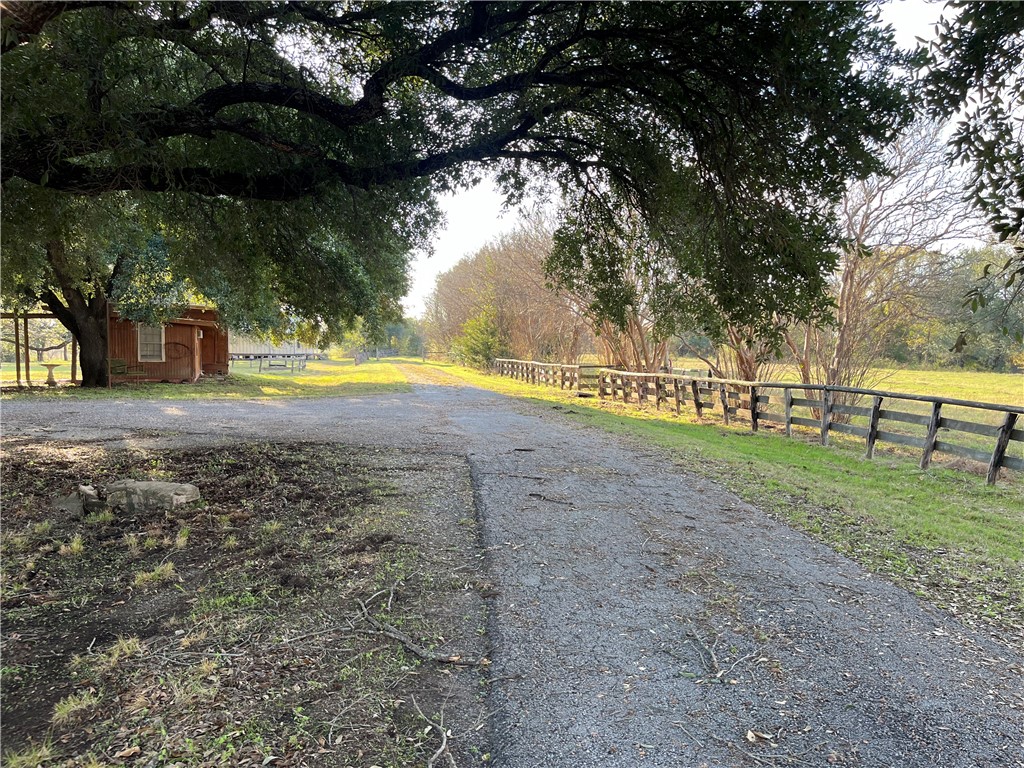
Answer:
[3,377,1021,768]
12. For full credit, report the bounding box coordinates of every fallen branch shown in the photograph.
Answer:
[355,598,486,667]
[683,627,720,675]
[411,695,457,768]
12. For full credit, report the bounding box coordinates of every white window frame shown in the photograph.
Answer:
[137,324,166,363]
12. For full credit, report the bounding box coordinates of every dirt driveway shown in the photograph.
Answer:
[3,374,1022,768]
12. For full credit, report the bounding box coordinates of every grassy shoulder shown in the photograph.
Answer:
[0,358,411,401]
[1,440,487,767]
[402,359,1024,646]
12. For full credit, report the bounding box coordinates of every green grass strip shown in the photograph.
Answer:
[1,358,411,401]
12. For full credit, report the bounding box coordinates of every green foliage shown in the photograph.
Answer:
[898,247,1024,370]
[109,234,192,325]
[924,4,1024,320]
[451,310,507,369]
[3,1,911,351]
[384,320,425,357]
[925,3,1024,244]
[541,4,910,340]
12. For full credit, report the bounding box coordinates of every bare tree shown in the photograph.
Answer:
[682,325,784,382]
[785,120,984,409]
[424,216,592,362]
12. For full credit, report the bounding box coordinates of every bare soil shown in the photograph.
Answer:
[1,439,488,766]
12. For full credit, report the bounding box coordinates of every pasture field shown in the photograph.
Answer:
[661,357,1023,406]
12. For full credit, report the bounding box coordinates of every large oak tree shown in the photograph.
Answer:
[2,1,909,384]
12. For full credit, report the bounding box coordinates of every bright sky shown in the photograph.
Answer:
[401,0,949,318]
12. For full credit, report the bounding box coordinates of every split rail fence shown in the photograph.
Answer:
[494,358,581,390]
[492,359,1023,485]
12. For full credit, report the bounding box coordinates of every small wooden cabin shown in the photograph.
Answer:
[108,305,229,383]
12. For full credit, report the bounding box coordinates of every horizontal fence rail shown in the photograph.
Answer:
[492,359,1023,485]
[493,358,581,391]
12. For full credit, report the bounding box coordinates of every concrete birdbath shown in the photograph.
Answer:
[42,363,61,387]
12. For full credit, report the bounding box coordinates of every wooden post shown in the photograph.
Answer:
[673,377,682,415]
[719,383,730,426]
[23,316,31,386]
[820,388,832,446]
[987,412,1018,485]
[70,337,78,384]
[865,396,883,458]
[691,380,702,418]
[784,388,793,437]
[920,401,943,469]
[13,313,22,387]
[749,386,759,432]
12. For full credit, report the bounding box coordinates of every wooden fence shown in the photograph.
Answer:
[493,359,1023,485]
[493,359,581,390]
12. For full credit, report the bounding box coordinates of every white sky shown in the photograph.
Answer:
[401,0,949,317]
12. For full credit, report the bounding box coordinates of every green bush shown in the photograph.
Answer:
[451,310,507,369]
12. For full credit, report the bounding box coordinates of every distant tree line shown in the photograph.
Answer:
[425,122,1023,381]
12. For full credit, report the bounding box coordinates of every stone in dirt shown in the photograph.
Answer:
[53,484,109,516]
[106,480,201,513]
[53,491,84,517]
[78,484,105,513]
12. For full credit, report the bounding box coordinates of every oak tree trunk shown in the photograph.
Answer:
[39,241,110,387]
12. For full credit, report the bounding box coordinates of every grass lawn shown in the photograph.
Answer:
[400,358,1024,647]
[0,357,410,400]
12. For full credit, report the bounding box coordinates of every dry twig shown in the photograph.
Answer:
[355,597,485,666]
[411,695,457,768]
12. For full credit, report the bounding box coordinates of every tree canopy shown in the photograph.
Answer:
[2,1,912,381]
[926,2,1024,244]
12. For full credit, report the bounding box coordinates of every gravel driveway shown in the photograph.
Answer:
[3,379,1021,767]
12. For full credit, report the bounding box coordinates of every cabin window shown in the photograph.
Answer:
[138,325,165,362]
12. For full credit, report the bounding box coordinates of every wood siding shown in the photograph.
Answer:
[202,325,229,376]
[108,306,228,383]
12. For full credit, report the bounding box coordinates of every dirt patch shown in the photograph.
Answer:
[1,440,489,767]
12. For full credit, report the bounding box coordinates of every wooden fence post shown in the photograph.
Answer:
[719,383,730,426]
[13,313,22,387]
[691,380,702,418]
[865,396,883,458]
[23,316,31,386]
[820,388,832,445]
[987,412,1018,485]
[783,387,793,437]
[749,385,759,432]
[673,377,682,415]
[654,377,663,410]
[920,401,943,469]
